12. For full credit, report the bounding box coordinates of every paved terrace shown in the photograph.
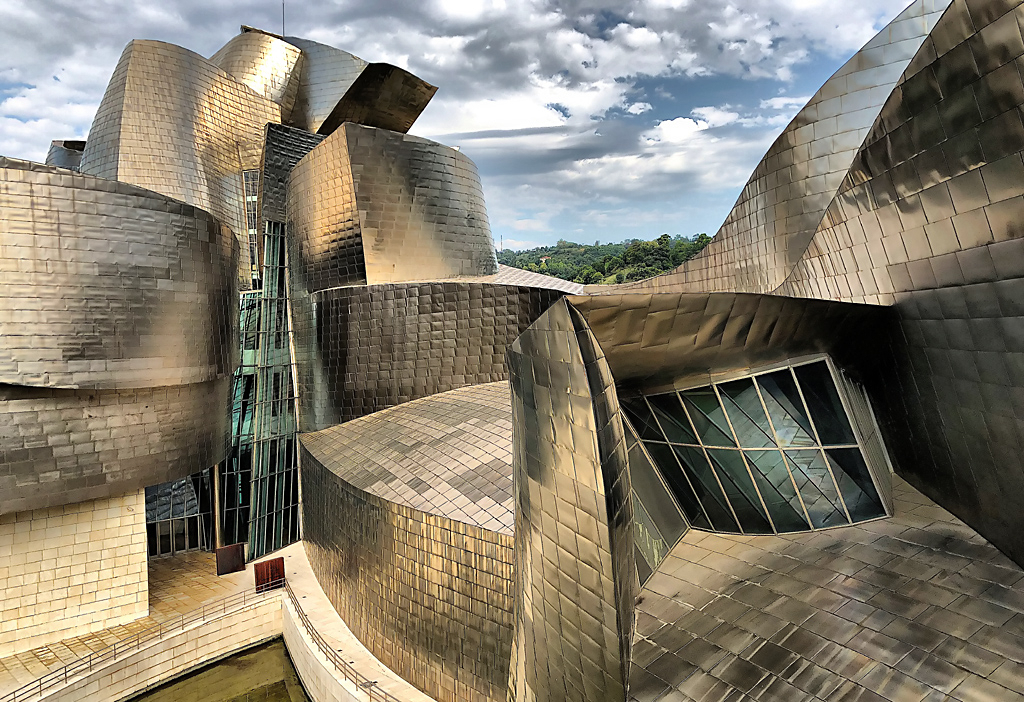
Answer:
[631,476,1024,702]
[0,551,252,697]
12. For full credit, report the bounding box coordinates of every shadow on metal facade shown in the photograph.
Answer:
[299,383,516,702]
[0,157,238,515]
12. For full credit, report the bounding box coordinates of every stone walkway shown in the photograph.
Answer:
[631,476,1024,702]
[0,550,253,698]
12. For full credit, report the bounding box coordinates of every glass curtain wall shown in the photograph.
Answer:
[145,470,214,557]
[620,357,888,535]
[243,169,261,287]
[247,221,301,559]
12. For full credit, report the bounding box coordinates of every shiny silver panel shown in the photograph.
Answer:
[43,140,84,171]
[0,158,239,390]
[316,63,437,136]
[209,29,303,120]
[300,426,514,702]
[280,36,368,134]
[288,123,498,292]
[300,382,514,533]
[617,0,950,295]
[630,476,1024,702]
[506,298,636,702]
[291,282,565,429]
[79,39,282,290]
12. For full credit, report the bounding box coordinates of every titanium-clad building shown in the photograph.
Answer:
[5,5,1024,702]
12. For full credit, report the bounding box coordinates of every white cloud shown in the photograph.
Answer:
[500,238,546,250]
[643,117,709,144]
[626,102,653,114]
[691,105,740,127]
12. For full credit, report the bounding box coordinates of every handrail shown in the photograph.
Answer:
[283,582,401,702]
[1,578,286,702]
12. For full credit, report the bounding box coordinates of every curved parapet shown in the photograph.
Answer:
[300,382,514,702]
[622,0,951,294]
[79,39,282,289]
[0,158,238,390]
[289,123,497,293]
[292,282,565,430]
[506,298,635,702]
[209,29,303,119]
[0,157,238,515]
[316,63,437,136]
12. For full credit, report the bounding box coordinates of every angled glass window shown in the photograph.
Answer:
[620,356,891,535]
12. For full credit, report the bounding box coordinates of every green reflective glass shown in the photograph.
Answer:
[671,444,740,532]
[621,397,666,441]
[705,449,773,534]
[785,450,849,528]
[742,450,811,532]
[827,448,886,521]
[681,389,736,447]
[718,379,775,448]
[626,423,688,546]
[758,371,816,447]
[794,362,856,445]
[648,393,700,444]
[642,441,712,530]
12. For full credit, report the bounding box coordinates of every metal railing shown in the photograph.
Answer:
[0,578,286,702]
[283,582,401,702]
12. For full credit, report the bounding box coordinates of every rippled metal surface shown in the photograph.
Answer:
[43,140,84,171]
[301,434,514,702]
[506,299,636,702]
[291,282,566,429]
[79,40,283,290]
[279,36,368,134]
[209,30,303,119]
[301,382,514,533]
[0,157,238,515]
[618,0,951,294]
[289,123,498,291]
[316,63,437,136]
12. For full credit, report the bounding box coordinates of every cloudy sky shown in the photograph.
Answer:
[0,0,914,249]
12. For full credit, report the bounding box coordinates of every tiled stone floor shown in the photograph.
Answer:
[0,550,252,698]
[630,476,1024,702]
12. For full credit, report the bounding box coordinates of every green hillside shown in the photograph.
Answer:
[497,233,712,284]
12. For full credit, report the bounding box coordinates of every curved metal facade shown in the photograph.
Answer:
[279,36,368,134]
[299,383,516,702]
[288,123,498,292]
[79,39,283,289]
[209,30,303,119]
[292,282,566,429]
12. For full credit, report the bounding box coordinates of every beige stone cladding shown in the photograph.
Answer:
[0,490,148,657]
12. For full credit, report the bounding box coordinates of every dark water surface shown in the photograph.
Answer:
[129,639,309,702]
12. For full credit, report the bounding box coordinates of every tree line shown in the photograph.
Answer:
[497,233,713,284]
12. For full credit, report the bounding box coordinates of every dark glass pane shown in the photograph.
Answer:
[643,441,711,530]
[635,544,654,586]
[633,494,670,573]
[785,450,849,528]
[158,520,171,556]
[681,390,736,447]
[706,449,773,534]
[186,516,199,550]
[794,362,856,445]
[172,518,187,553]
[147,523,157,557]
[648,393,700,444]
[743,450,811,532]
[628,439,688,545]
[621,397,666,441]
[671,444,741,532]
[718,379,775,448]
[758,371,816,447]
[826,449,886,521]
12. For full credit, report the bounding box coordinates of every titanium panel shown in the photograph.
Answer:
[506,298,636,702]
[43,140,84,171]
[776,0,1024,565]
[630,476,1024,702]
[300,382,514,534]
[316,63,437,136]
[209,30,303,119]
[288,123,498,293]
[291,282,565,429]
[0,377,231,515]
[301,439,514,702]
[281,36,368,134]
[618,0,951,295]
[79,39,282,290]
[0,157,239,391]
